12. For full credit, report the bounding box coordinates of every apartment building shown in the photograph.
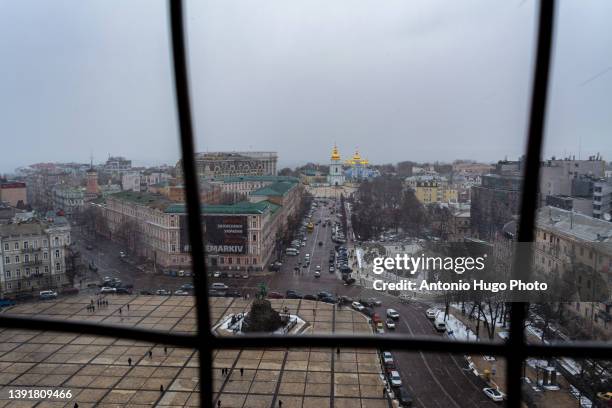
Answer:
[0,218,71,297]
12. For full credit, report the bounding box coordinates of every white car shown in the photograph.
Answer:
[315,265,321,271]
[483,388,505,402]
[386,309,400,320]
[156,289,171,296]
[174,289,189,296]
[386,319,396,329]
[389,370,402,387]
[314,271,321,278]
[351,302,365,311]
[382,351,394,365]
[213,271,221,278]
[425,308,438,319]
[100,287,117,294]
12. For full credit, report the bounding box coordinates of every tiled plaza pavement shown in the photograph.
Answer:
[0,296,388,408]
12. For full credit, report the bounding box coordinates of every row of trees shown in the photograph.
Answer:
[350,177,428,240]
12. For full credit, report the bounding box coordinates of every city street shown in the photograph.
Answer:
[220,199,498,407]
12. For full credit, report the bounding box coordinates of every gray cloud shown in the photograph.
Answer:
[1,0,611,173]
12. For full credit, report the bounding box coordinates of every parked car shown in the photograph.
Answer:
[425,308,438,319]
[286,292,303,299]
[156,289,171,296]
[174,289,190,296]
[329,266,335,273]
[396,387,414,406]
[15,293,34,301]
[213,271,221,278]
[211,283,229,290]
[61,287,79,296]
[99,287,117,294]
[303,294,317,301]
[351,302,365,311]
[386,319,396,329]
[319,296,336,304]
[314,271,321,278]
[483,388,505,402]
[116,287,132,295]
[181,283,195,291]
[386,309,400,320]
[267,291,284,299]
[388,370,402,387]
[382,351,394,366]
[225,290,241,298]
[317,291,333,300]
[208,289,225,297]
[0,298,17,307]
[139,290,154,296]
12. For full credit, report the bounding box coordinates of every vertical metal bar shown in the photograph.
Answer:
[168,1,214,408]
[508,1,556,407]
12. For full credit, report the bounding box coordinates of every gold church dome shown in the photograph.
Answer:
[331,145,341,161]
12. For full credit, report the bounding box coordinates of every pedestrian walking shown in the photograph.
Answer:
[128,357,132,366]
[127,304,130,311]
[336,347,340,355]
[160,384,164,393]
[90,299,94,305]
[148,350,153,359]
[164,346,168,355]
[217,400,221,407]
[240,368,244,377]
[74,403,79,408]
[92,305,95,312]
[119,308,122,315]
[278,400,283,407]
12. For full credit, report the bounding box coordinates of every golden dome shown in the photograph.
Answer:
[331,145,341,161]
[352,149,362,161]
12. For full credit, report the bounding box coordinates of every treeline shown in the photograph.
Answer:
[350,177,428,240]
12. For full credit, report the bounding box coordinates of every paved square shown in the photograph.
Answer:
[0,296,387,407]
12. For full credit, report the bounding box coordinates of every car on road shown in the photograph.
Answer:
[208,289,225,297]
[286,290,303,299]
[303,294,317,301]
[425,308,438,319]
[174,289,190,296]
[396,387,414,407]
[0,299,16,308]
[329,266,335,273]
[315,265,321,271]
[386,319,396,329]
[375,324,385,334]
[367,297,382,306]
[119,251,126,258]
[314,271,320,278]
[116,287,132,295]
[211,283,229,290]
[268,291,284,299]
[139,290,154,295]
[388,371,402,387]
[386,309,400,320]
[317,291,333,300]
[382,351,394,365]
[351,302,365,311]
[156,289,171,296]
[99,287,117,294]
[483,388,505,402]
[39,290,58,300]
[318,241,323,246]
[225,290,242,298]
[181,283,194,291]
[319,296,336,304]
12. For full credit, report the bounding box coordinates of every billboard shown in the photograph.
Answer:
[204,216,248,254]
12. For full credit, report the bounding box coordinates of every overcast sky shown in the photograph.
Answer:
[1,0,612,174]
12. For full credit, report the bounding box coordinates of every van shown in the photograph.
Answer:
[434,318,447,332]
[211,283,229,290]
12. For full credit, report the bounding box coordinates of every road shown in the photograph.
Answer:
[248,199,498,407]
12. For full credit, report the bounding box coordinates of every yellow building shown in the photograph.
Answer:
[414,181,458,205]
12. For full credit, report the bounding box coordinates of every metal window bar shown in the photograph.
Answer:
[2,1,610,408]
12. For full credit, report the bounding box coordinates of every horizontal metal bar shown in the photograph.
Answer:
[1,314,612,359]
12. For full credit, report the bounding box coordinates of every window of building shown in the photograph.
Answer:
[23,241,28,249]
[3,243,8,251]
[4,256,9,265]
[55,263,61,272]
[43,252,48,260]
[55,250,60,258]
[15,255,19,263]
[14,242,18,250]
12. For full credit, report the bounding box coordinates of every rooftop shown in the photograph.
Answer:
[250,181,297,197]
[165,200,280,215]
[212,175,299,183]
[536,206,612,244]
